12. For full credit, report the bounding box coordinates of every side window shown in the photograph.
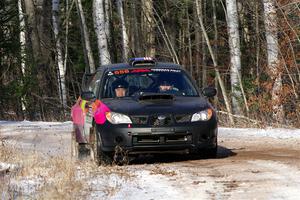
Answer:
[88,71,102,97]
[82,73,94,92]
[102,76,117,98]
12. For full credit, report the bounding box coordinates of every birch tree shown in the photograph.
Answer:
[76,0,96,73]
[263,0,283,121]
[142,0,155,57]
[52,0,67,109]
[199,0,207,87]
[93,0,111,65]
[195,0,235,125]
[18,0,26,113]
[212,0,219,105]
[130,0,141,56]
[193,3,201,86]
[116,0,129,61]
[226,0,242,114]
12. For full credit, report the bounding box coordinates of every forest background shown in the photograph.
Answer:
[0,0,299,127]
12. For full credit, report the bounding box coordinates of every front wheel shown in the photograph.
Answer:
[90,126,112,165]
[204,146,218,158]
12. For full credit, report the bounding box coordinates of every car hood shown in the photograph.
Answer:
[101,96,211,115]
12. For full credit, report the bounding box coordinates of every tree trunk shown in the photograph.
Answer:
[226,0,243,115]
[196,0,235,125]
[76,0,96,73]
[23,0,42,61]
[212,0,219,106]
[200,0,207,87]
[263,0,283,122]
[104,0,110,40]
[52,0,67,110]
[237,1,250,43]
[93,0,111,65]
[18,0,27,114]
[142,0,155,57]
[116,0,129,61]
[130,0,141,56]
[255,1,260,86]
[194,5,201,87]
[152,7,179,64]
[24,0,55,120]
[187,4,193,78]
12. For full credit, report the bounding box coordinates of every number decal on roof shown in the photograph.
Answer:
[114,69,130,75]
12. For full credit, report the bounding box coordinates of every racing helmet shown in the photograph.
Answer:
[112,79,128,90]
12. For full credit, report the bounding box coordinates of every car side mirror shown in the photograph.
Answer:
[81,91,96,101]
[202,87,217,97]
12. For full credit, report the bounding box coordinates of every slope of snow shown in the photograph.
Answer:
[219,127,300,139]
[1,120,299,139]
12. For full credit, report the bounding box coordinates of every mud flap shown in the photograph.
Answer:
[71,127,91,160]
[71,129,78,159]
[89,126,96,161]
[113,145,129,165]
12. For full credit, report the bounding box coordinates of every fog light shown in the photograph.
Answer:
[200,134,208,141]
[115,136,123,144]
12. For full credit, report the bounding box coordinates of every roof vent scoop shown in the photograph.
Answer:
[129,57,156,67]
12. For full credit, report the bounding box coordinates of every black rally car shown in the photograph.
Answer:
[72,57,218,164]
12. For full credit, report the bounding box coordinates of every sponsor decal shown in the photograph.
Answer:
[130,69,151,73]
[151,68,181,73]
[112,68,180,75]
[72,98,111,125]
[94,102,110,124]
[114,69,130,75]
[112,68,151,75]
[108,71,113,76]
[71,97,85,126]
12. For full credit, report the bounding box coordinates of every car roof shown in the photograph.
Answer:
[96,62,183,72]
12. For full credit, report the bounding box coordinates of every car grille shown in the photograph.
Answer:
[148,115,173,126]
[174,114,191,123]
[130,115,174,126]
[130,114,191,126]
[130,116,148,125]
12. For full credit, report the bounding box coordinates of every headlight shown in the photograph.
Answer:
[191,108,213,122]
[105,112,132,124]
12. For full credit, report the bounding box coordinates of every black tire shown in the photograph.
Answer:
[91,127,112,166]
[204,146,218,158]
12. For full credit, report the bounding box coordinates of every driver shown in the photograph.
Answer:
[159,81,173,92]
[112,79,128,97]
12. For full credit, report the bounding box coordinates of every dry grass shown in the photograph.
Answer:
[0,138,135,199]
[0,143,83,199]
[150,166,177,176]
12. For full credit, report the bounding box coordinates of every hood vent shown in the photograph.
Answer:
[138,93,174,101]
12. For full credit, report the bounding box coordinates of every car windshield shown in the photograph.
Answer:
[101,68,199,98]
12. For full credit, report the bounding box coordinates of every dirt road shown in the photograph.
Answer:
[1,121,300,199]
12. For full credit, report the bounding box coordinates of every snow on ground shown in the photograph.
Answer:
[0,120,72,156]
[0,120,72,134]
[220,127,300,139]
[1,120,300,199]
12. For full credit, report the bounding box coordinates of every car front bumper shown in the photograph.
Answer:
[96,119,217,154]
